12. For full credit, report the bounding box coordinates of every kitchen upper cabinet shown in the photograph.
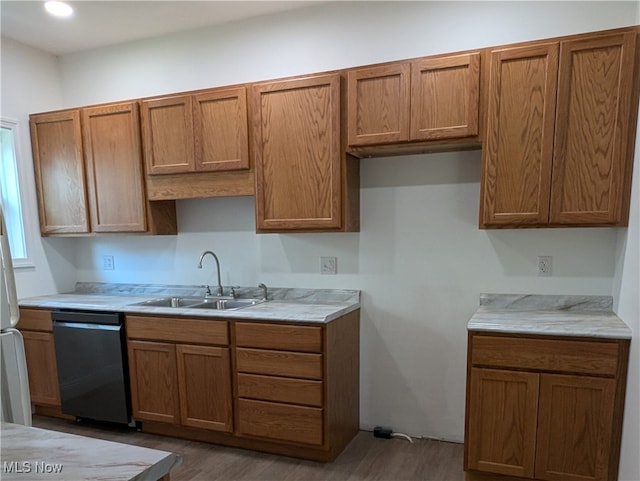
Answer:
[30,110,89,234]
[141,87,249,175]
[465,333,630,481]
[347,63,410,146]
[82,102,147,232]
[481,29,639,228]
[480,43,558,227]
[347,52,481,147]
[549,32,637,225]
[252,74,359,232]
[141,95,194,174]
[30,103,177,236]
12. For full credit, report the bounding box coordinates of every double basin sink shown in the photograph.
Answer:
[132,296,264,311]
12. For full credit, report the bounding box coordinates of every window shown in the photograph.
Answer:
[0,119,29,265]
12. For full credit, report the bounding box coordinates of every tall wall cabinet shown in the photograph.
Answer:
[480,29,639,228]
[30,103,176,236]
[252,74,359,233]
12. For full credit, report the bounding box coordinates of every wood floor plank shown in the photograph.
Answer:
[31,416,464,480]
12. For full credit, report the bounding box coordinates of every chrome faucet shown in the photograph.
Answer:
[197,251,223,297]
[258,283,268,301]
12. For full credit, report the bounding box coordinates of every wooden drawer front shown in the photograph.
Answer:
[17,309,52,332]
[236,348,322,380]
[126,316,228,346]
[235,322,322,353]
[237,373,323,407]
[238,399,323,446]
[471,335,619,376]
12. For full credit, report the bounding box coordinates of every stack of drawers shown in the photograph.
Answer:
[234,321,324,446]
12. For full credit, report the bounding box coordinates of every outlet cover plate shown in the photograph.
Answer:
[103,255,115,270]
[537,256,552,277]
[320,256,337,275]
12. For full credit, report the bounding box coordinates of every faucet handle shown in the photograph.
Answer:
[258,283,268,301]
[201,285,212,296]
[230,286,240,298]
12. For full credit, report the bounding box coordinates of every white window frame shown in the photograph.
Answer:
[1,118,34,268]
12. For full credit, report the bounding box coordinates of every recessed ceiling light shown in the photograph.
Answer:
[44,1,73,18]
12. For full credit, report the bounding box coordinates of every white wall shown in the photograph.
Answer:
[0,38,77,298]
[8,0,640,457]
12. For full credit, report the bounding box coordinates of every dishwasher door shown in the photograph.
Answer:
[52,310,131,425]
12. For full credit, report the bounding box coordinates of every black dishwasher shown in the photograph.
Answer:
[52,310,131,425]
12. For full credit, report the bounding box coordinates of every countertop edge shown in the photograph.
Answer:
[18,295,361,324]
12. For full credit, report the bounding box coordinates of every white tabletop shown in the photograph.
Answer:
[0,422,181,481]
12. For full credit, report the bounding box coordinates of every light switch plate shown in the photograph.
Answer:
[320,256,337,275]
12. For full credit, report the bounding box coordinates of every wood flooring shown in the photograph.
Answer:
[32,416,465,481]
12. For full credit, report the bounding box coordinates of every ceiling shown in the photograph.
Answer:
[0,1,326,56]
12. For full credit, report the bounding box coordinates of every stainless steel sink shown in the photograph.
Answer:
[134,297,204,308]
[189,298,263,310]
[132,297,263,310]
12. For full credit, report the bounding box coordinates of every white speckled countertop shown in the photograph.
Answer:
[18,283,361,324]
[468,294,631,339]
[1,422,181,481]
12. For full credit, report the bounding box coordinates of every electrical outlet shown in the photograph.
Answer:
[103,255,115,271]
[320,256,337,275]
[537,256,552,277]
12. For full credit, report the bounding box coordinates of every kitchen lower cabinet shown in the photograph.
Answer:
[126,310,360,462]
[126,316,232,433]
[234,322,324,445]
[127,340,180,424]
[16,308,65,416]
[465,332,630,481]
[176,344,233,432]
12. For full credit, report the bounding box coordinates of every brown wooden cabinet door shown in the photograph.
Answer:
[193,87,249,172]
[29,110,89,234]
[347,63,410,146]
[176,344,233,432]
[141,95,194,174]
[252,74,342,231]
[21,330,60,406]
[550,31,637,226]
[467,368,539,478]
[410,52,480,141]
[480,42,559,227]
[127,340,180,424]
[82,102,146,232]
[535,374,616,481]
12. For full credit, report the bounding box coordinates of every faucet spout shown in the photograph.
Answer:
[197,250,223,297]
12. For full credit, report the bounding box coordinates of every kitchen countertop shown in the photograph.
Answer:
[468,294,631,339]
[0,422,181,481]
[19,283,361,324]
